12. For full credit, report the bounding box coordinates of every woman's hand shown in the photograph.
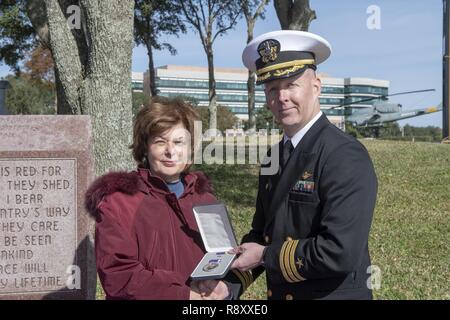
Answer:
[189,281,203,300]
[189,289,203,300]
[190,280,230,300]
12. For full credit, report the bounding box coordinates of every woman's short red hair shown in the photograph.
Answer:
[130,96,199,167]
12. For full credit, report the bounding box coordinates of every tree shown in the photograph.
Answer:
[2,41,56,114]
[403,124,442,142]
[5,74,55,115]
[344,122,363,139]
[179,95,199,107]
[176,0,242,134]
[26,0,135,175]
[22,44,56,108]
[196,105,238,133]
[274,0,316,31]
[132,91,150,115]
[0,1,37,73]
[134,0,186,97]
[379,122,401,137]
[241,0,270,131]
[24,44,55,88]
[255,105,280,130]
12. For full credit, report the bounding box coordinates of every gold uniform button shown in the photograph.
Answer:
[286,236,293,241]
[285,294,294,300]
[267,289,272,297]
[265,235,270,243]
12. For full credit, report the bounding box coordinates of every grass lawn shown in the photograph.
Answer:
[96,139,450,300]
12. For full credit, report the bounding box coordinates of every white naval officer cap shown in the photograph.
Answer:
[242,30,332,85]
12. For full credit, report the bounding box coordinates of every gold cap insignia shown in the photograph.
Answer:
[258,39,280,63]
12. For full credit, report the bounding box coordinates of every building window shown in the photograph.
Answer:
[156,78,265,92]
[319,97,345,105]
[321,86,344,94]
[344,85,388,95]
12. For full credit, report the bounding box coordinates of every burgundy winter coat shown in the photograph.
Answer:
[85,168,250,300]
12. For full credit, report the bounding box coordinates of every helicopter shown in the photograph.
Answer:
[330,89,443,137]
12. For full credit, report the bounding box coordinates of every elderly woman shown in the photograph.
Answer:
[85,97,250,300]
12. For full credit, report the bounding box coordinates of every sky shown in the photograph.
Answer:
[0,0,445,127]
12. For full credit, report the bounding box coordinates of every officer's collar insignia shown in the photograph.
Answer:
[258,39,280,63]
[302,171,313,180]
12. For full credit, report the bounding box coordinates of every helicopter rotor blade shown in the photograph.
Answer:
[387,88,435,97]
[330,88,435,109]
[331,96,384,109]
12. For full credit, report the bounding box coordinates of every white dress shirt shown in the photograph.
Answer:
[283,111,323,148]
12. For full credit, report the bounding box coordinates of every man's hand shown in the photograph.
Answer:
[230,242,266,272]
[191,280,230,300]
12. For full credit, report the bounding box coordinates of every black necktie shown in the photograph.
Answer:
[282,139,294,170]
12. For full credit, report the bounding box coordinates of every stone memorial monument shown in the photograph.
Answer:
[0,115,96,299]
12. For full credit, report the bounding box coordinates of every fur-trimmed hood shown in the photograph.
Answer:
[84,169,213,218]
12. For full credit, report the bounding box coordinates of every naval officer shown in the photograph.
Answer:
[231,30,378,300]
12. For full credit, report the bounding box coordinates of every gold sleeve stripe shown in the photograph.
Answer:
[280,240,305,283]
[279,241,294,283]
[232,269,254,291]
[245,270,254,284]
[289,240,306,282]
[231,269,248,291]
[284,240,302,282]
[240,270,252,288]
[280,240,301,283]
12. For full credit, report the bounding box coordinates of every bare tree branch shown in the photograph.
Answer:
[211,0,234,21]
[241,0,270,131]
[211,10,240,43]
[179,0,208,52]
[211,0,241,43]
[253,0,269,21]
[200,0,208,33]
[176,0,241,132]
[134,0,186,96]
